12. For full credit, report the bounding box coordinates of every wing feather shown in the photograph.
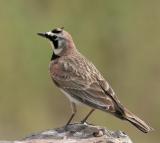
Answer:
[51,57,122,113]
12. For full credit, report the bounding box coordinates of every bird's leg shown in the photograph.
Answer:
[81,108,95,123]
[65,102,77,126]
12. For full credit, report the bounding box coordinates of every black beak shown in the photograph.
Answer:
[37,32,48,38]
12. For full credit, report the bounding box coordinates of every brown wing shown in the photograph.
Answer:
[51,56,123,114]
[96,79,125,116]
[54,78,116,112]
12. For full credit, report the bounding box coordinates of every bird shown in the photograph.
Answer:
[37,27,153,133]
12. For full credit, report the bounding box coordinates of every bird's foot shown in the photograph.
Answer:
[64,123,70,131]
[81,120,88,124]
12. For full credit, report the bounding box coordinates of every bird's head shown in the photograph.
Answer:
[38,27,75,56]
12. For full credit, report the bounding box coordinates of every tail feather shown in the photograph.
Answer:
[124,108,154,133]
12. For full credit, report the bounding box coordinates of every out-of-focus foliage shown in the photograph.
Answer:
[0,0,159,142]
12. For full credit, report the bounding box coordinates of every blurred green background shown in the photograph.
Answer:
[0,0,159,142]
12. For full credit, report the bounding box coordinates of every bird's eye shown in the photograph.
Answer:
[52,35,58,40]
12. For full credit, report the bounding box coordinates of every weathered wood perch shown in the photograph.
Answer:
[0,123,133,143]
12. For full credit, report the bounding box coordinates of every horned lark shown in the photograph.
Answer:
[38,27,153,133]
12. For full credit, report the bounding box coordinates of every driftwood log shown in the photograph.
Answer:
[0,123,133,143]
